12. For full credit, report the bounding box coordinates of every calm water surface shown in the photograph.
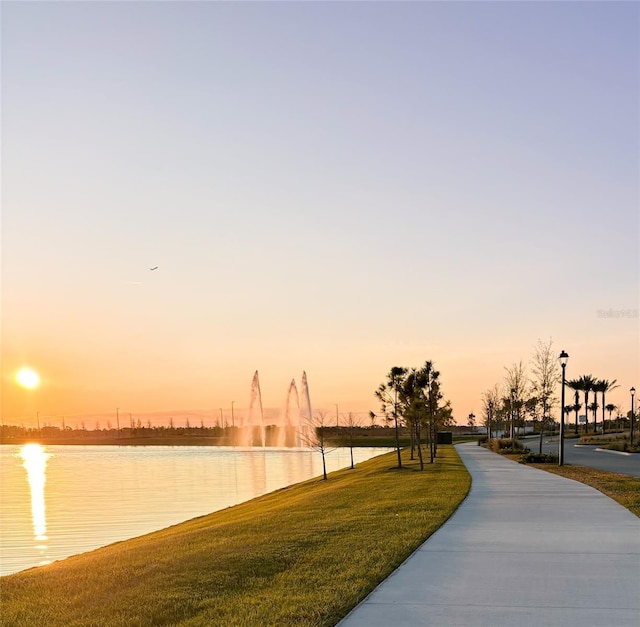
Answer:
[0,444,389,576]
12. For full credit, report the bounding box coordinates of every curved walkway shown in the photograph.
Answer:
[338,442,640,627]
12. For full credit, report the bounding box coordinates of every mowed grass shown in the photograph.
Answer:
[1,446,470,627]
[532,463,640,518]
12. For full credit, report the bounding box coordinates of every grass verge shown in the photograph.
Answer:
[1,446,470,627]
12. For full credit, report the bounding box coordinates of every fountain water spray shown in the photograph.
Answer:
[247,370,265,447]
[234,371,314,448]
[278,379,300,447]
[299,371,314,447]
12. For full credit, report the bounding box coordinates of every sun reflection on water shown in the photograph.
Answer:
[19,443,52,564]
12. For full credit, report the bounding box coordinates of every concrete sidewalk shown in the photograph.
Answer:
[338,442,640,627]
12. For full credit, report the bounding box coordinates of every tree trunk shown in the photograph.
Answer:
[410,422,415,460]
[429,421,436,463]
[539,424,544,454]
[349,427,355,469]
[584,391,590,433]
[416,423,424,470]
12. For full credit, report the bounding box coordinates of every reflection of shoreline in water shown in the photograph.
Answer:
[19,444,52,565]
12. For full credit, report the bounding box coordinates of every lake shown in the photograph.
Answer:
[0,444,390,576]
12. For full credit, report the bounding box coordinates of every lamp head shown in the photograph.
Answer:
[559,350,569,367]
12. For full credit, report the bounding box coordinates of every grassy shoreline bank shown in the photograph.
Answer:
[2,446,470,627]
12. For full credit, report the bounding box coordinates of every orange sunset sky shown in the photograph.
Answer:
[2,2,638,428]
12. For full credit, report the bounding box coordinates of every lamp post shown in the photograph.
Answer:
[559,350,569,466]
[231,401,235,429]
[488,400,493,440]
[630,387,636,446]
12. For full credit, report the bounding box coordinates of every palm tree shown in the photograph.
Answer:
[593,379,618,434]
[572,401,582,434]
[566,379,584,435]
[564,405,574,432]
[577,375,596,433]
[605,403,617,432]
[588,401,599,432]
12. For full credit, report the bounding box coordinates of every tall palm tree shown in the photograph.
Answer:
[577,375,596,433]
[566,379,584,435]
[593,379,618,434]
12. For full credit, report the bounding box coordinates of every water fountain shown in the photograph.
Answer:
[234,371,315,448]
[299,371,314,447]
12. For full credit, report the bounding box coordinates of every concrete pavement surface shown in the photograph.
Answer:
[338,442,640,627]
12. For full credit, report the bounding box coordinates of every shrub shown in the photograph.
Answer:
[603,441,640,454]
[521,452,558,464]
[491,438,528,454]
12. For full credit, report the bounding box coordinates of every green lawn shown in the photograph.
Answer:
[1,446,470,627]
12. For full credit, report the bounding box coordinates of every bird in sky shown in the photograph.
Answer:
[150,266,158,271]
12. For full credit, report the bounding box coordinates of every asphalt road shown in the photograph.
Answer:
[521,435,640,477]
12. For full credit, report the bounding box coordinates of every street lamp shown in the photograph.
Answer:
[558,350,569,466]
[630,387,636,446]
[231,401,235,429]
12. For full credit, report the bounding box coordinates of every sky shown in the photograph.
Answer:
[2,1,638,428]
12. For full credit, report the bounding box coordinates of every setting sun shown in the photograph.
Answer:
[16,368,41,390]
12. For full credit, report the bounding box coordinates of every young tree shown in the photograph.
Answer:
[300,411,335,481]
[504,361,529,440]
[467,413,476,430]
[375,366,407,469]
[344,412,363,470]
[530,338,560,440]
[399,368,426,467]
[525,396,542,452]
[481,385,501,439]
[423,362,446,462]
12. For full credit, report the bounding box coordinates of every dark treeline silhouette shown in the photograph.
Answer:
[0,423,406,447]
